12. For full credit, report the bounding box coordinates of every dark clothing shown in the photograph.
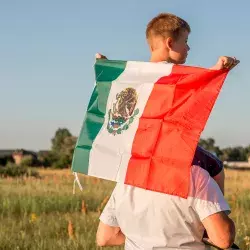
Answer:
[192,146,223,177]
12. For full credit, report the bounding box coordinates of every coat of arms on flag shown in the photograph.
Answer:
[72,59,228,198]
[107,87,139,135]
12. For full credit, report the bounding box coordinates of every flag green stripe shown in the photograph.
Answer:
[72,60,127,174]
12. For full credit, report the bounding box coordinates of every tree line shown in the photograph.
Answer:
[38,129,250,168]
[199,138,250,162]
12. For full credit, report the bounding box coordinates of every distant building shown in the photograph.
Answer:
[0,149,38,166]
[224,156,250,169]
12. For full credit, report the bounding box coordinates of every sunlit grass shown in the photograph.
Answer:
[0,168,249,249]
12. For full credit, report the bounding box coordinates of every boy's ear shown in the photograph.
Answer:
[165,37,173,50]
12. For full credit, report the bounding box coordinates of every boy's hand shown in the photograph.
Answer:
[95,53,108,59]
[210,56,240,71]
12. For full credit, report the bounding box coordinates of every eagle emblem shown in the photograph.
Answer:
[107,87,139,135]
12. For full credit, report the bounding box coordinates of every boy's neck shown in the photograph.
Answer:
[150,55,164,62]
[150,53,170,63]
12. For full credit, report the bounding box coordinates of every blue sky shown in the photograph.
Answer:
[0,0,249,150]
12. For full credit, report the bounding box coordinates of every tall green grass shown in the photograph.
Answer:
[0,169,249,249]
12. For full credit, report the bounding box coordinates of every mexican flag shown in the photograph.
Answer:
[72,60,228,198]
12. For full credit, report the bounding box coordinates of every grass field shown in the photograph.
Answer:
[0,168,249,250]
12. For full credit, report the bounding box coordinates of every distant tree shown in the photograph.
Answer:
[20,155,34,167]
[53,154,71,169]
[37,151,57,167]
[50,128,77,169]
[245,145,250,157]
[198,137,222,157]
[52,136,77,169]
[51,128,72,153]
[221,147,247,161]
[61,136,77,158]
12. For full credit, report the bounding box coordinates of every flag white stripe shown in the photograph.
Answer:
[88,61,173,182]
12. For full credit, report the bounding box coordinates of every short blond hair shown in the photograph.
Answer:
[146,13,191,45]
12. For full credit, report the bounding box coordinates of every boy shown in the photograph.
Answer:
[95,12,239,194]
[96,13,239,249]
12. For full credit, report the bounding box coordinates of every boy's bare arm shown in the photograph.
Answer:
[96,53,240,70]
[96,221,125,247]
[209,56,240,70]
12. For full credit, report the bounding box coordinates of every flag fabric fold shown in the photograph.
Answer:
[72,59,228,198]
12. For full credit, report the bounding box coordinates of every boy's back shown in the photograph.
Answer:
[100,165,230,250]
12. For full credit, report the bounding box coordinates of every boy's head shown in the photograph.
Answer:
[146,13,191,64]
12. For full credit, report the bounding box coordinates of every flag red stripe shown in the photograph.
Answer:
[125,65,228,198]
